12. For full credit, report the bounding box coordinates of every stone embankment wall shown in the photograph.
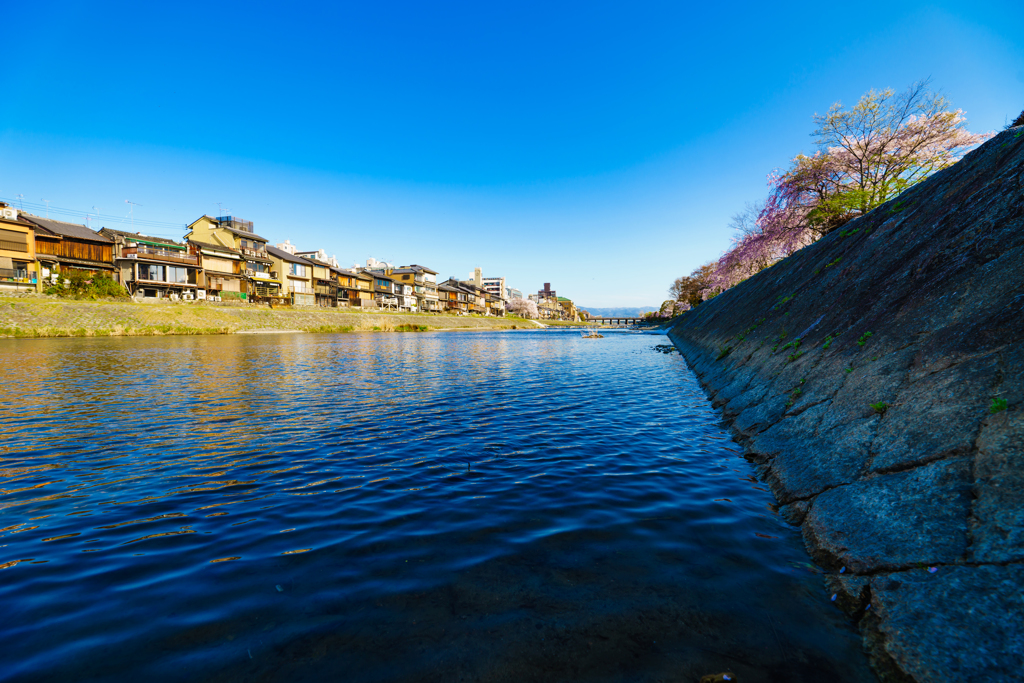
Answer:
[669,126,1024,682]
[0,297,524,337]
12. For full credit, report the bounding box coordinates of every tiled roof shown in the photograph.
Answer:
[218,225,269,242]
[265,245,308,264]
[188,240,241,256]
[21,215,112,243]
[404,264,438,274]
[100,227,182,247]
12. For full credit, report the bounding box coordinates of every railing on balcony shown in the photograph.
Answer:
[0,268,35,283]
[123,246,199,266]
[314,284,336,296]
[289,284,315,295]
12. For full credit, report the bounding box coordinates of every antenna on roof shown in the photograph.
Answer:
[215,202,223,217]
[16,194,24,211]
[41,199,50,218]
[125,200,142,230]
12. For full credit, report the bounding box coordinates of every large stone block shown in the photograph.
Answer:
[801,458,972,572]
[970,410,1024,563]
[870,353,998,473]
[869,565,1024,682]
[755,413,875,502]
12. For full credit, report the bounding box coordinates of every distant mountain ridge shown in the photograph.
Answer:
[578,306,656,317]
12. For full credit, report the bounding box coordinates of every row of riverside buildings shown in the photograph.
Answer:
[0,205,582,320]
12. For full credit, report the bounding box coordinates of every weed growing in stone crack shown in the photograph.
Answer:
[773,294,795,311]
[716,346,732,360]
[990,397,1009,414]
[870,356,879,361]
[839,227,862,238]
[823,334,835,350]
[825,256,843,268]
[857,331,873,347]
[871,402,889,415]
[845,367,854,374]
[778,338,801,353]
[887,199,912,216]
[788,350,803,363]
[813,269,820,275]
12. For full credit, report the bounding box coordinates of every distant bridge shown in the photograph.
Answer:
[586,316,650,326]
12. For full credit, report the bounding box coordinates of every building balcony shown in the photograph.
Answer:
[122,246,199,266]
[289,284,315,295]
[241,247,268,259]
[0,268,35,284]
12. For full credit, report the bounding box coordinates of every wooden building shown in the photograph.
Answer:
[20,214,115,282]
[0,204,39,292]
[100,228,200,299]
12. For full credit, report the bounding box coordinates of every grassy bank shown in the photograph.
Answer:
[0,296,530,338]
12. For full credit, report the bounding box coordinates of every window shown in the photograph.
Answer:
[290,263,306,277]
[138,264,165,281]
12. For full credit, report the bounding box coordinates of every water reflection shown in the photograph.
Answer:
[0,331,874,682]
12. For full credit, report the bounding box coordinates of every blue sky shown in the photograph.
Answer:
[1,1,1022,307]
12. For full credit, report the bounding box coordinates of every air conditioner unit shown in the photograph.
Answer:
[0,207,17,220]
[246,269,255,276]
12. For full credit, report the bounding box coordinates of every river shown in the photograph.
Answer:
[0,329,874,682]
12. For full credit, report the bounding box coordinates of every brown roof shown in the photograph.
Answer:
[266,245,308,264]
[100,227,183,247]
[188,240,241,255]
[21,215,112,243]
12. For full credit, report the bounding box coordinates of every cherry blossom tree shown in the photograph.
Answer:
[703,81,990,297]
[507,298,538,319]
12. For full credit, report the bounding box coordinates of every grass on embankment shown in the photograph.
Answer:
[0,296,530,338]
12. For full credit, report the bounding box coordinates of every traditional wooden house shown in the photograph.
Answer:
[333,267,374,307]
[0,204,39,292]
[437,282,467,314]
[20,214,115,283]
[389,265,440,312]
[367,271,401,310]
[266,245,315,306]
[185,215,280,302]
[486,291,506,317]
[100,228,200,299]
[188,240,245,301]
[303,257,338,307]
[457,281,488,315]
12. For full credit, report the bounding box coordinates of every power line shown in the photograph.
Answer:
[0,196,189,233]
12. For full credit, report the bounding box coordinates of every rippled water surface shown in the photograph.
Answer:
[0,330,874,682]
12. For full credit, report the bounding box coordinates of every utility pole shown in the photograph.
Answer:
[125,200,142,231]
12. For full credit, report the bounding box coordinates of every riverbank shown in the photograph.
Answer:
[668,126,1024,681]
[0,295,531,337]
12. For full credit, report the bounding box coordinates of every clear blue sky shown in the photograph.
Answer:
[2,1,1022,308]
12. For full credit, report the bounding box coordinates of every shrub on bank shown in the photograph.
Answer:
[44,271,128,300]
